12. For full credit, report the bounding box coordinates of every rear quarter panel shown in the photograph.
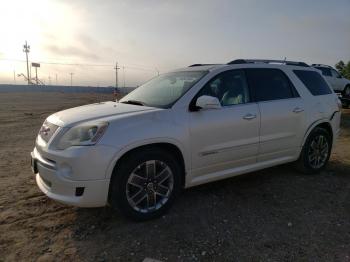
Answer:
[286,67,340,146]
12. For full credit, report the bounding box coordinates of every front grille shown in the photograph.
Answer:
[39,120,59,143]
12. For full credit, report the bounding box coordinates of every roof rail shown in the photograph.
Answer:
[311,64,332,68]
[188,64,219,67]
[227,59,309,67]
[227,59,247,65]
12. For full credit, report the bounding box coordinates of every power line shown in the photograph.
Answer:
[0,57,112,67]
[38,61,113,67]
[0,57,159,72]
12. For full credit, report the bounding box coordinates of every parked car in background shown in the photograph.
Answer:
[312,64,350,95]
[31,59,341,220]
[312,64,350,108]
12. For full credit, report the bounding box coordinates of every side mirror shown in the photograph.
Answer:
[196,95,222,110]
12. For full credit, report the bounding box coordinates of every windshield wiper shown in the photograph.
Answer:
[120,100,145,106]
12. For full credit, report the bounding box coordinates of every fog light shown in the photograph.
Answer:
[75,187,85,196]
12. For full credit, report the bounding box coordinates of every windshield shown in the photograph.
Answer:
[119,71,208,108]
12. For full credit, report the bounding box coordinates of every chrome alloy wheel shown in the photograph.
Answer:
[126,160,174,213]
[308,135,329,169]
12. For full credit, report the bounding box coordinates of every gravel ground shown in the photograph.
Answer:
[0,92,349,262]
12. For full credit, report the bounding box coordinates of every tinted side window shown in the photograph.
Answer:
[245,69,295,102]
[294,70,332,96]
[197,70,250,106]
[315,67,331,77]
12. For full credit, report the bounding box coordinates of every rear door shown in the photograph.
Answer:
[245,68,306,162]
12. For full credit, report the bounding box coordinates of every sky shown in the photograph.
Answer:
[0,0,349,86]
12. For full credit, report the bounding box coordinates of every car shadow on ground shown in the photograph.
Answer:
[72,161,350,261]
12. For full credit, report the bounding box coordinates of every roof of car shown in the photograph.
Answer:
[311,64,333,69]
[174,59,311,72]
[173,64,225,72]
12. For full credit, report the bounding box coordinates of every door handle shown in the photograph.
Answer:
[243,113,257,120]
[293,107,304,113]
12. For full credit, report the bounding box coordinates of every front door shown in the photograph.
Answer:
[189,69,260,183]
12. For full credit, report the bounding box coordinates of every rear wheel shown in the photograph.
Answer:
[342,101,350,109]
[296,127,332,174]
[109,148,182,221]
[343,85,350,97]
[342,85,350,108]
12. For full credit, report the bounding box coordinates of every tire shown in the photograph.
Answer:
[109,147,182,221]
[342,85,350,108]
[295,127,332,174]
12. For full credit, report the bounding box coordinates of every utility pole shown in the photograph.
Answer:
[114,62,120,88]
[55,74,58,85]
[13,70,16,84]
[48,75,51,85]
[123,66,125,88]
[23,41,30,85]
[70,72,74,86]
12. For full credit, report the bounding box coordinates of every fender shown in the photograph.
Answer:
[104,137,188,179]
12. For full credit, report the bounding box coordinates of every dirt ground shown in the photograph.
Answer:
[0,92,349,262]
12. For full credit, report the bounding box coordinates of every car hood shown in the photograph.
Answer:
[46,101,159,127]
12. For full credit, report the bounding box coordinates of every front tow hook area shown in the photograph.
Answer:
[30,152,38,174]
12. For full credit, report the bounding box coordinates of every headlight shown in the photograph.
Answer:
[55,122,109,150]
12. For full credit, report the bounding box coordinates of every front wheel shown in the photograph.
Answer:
[295,127,332,174]
[109,148,182,221]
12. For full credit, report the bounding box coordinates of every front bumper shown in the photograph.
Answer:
[31,147,111,207]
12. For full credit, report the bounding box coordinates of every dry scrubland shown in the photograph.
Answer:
[0,92,349,261]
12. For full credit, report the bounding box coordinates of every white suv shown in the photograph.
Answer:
[31,59,341,220]
[312,64,350,96]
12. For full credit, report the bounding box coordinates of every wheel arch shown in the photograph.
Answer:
[106,140,187,187]
[302,120,333,147]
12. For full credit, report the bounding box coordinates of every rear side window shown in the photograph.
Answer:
[314,67,331,77]
[294,70,332,96]
[245,69,296,102]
